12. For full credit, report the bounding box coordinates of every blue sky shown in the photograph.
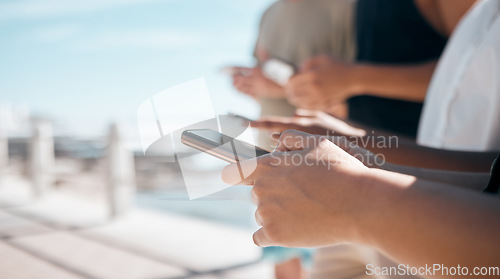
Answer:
[0,0,273,138]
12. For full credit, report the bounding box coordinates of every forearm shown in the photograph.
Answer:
[344,128,497,172]
[351,61,437,102]
[382,163,490,191]
[351,169,500,272]
[372,140,497,172]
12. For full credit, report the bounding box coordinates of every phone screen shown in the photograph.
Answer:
[190,129,233,145]
[182,129,269,163]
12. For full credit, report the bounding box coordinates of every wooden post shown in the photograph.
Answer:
[0,110,8,170]
[0,108,9,187]
[29,119,54,197]
[106,122,136,219]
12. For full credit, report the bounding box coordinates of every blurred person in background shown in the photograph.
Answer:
[229,2,357,277]
[251,0,499,171]
[230,0,357,150]
[285,0,476,138]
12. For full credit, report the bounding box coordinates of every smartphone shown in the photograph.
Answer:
[220,66,252,76]
[181,129,269,163]
[262,58,295,86]
[228,112,255,122]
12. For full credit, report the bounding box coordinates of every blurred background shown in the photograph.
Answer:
[0,0,276,278]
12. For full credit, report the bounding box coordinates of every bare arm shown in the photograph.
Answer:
[351,61,437,102]
[334,137,492,190]
[349,0,477,102]
[381,163,490,191]
[286,58,437,110]
[357,169,500,273]
[251,114,499,172]
[352,130,499,172]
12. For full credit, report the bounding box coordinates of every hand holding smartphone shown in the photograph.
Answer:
[221,58,295,86]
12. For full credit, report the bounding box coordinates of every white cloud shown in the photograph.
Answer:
[0,0,165,21]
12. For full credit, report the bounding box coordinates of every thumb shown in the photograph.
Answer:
[275,129,325,152]
[231,67,253,76]
[251,67,264,78]
[253,227,273,247]
[300,55,331,72]
[221,159,257,186]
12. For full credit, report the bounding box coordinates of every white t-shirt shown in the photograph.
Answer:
[417,0,500,151]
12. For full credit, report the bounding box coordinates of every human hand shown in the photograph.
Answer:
[285,56,360,110]
[251,109,366,137]
[221,130,370,248]
[232,67,286,99]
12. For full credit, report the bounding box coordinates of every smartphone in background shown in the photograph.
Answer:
[228,112,255,123]
[181,129,269,163]
[262,58,295,86]
[220,66,252,76]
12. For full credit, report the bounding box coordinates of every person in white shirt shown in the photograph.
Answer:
[249,0,500,173]
[417,0,500,151]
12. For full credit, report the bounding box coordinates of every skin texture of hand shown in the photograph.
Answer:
[251,109,366,138]
[222,130,369,247]
[232,67,286,99]
[285,56,358,110]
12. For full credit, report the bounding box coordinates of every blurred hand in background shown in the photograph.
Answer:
[232,67,286,100]
[251,109,366,138]
[285,56,359,111]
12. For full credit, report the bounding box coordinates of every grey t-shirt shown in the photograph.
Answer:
[256,0,357,67]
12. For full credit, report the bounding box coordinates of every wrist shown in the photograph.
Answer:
[264,82,286,99]
[349,64,371,96]
[329,167,375,244]
[350,168,416,246]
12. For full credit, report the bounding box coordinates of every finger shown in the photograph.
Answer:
[285,89,311,109]
[330,136,356,153]
[221,155,272,186]
[294,109,320,118]
[231,66,253,76]
[330,136,376,165]
[251,187,260,206]
[250,118,291,127]
[275,129,323,152]
[250,120,287,129]
[240,86,255,97]
[251,67,263,76]
[285,82,315,107]
[253,227,273,247]
[287,72,314,88]
[254,207,263,226]
[288,94,319,110]
[300,55,331,72]
[221,161,256,186]
[252,122,295,136]
[233,76,249,90]
[271,132,281,141]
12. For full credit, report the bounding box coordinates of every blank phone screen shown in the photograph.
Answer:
[190,129,231,145]
[189,129,269,157]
